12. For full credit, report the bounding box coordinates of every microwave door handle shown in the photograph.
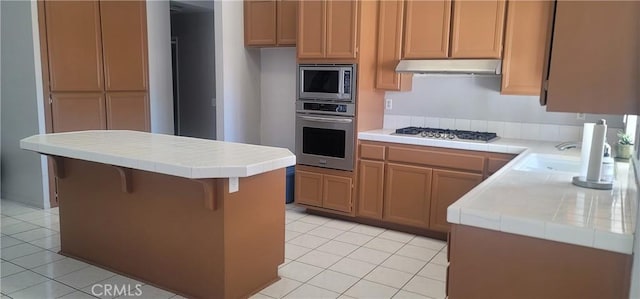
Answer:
[338,69,345,96]
[300,115,353,124]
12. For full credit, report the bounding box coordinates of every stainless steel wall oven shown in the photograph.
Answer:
[295,64,357,171]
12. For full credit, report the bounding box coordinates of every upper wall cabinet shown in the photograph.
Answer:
[376,0,412,91]
[500,1,552,95]
[297,0,358,60]
[541,1,640,114]
[244,0,297,47]
[45,1,104,92]
[403,0,505,59]
[450,0,506,58]
[403,0,451,59]
[100,1,148,91]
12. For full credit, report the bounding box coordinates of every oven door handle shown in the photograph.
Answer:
[299,115,353,124]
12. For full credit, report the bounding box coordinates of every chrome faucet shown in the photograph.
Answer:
[555,141,579,151]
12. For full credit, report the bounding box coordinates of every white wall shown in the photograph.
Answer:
[385,75,625,128]
[147,0,174,135]
[1,0,47,208]
[214,0,261,144]
[260,48,296,152]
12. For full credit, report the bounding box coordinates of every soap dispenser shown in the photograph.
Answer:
[601,142,615,182]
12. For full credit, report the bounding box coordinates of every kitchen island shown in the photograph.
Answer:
[359,129,637,299]
[20,130,296,299]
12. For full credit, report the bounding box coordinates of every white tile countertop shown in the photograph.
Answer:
[359,129,637,254]
[21,130,296,179]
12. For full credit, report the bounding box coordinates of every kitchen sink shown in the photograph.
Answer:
[513,153,582,174]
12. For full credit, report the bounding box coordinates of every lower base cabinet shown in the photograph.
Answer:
[295,165,353,213]
[383,163,433,228]
[448,224,632,299]
[429,169,482,232]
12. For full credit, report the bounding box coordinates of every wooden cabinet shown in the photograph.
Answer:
[41,0,150,134]
[325,0,357,59]
[541,1,640,114]
[357,160,385,219]
[486,153,516,178]
[449,224,633,299]
[100,1,148,91]
[44,1,104,92]
[450,0,506,58]
[277,0,297,45]
[429,170,482,232]
[244,0,297,47]
[384,163,432,228]
[323,174,353,213]
[297,0,357,60]
[51,93,106,133]
[295,169,324,207]
[106,92,150,131]
[403,0,451,59]
[403,0,505,59]
[295,166,353,213]
[355,142,515,234]
[376,0,412,91]
[501,1,552,95]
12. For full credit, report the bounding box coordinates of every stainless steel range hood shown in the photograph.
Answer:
[395,59,502,75]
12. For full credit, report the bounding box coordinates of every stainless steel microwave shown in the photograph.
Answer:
[297,64,356,102]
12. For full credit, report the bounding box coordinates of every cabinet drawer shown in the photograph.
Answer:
[388,146,485,172]
[487,153,517,174]
[360,144,386,160]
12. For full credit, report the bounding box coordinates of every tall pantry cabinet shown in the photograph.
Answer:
[38,1,150,206]
[40,1,150,133]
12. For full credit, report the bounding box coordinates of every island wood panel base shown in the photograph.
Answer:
[448,224,632,299]
[56,158,285,299]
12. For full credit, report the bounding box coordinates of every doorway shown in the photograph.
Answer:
[169,1,216,139]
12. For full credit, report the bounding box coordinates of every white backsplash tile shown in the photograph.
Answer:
[397,116,411,128]
[503,122,522,139]
[521,123,541,141]
[539,124,560,141]
[454,119,471,131]
[423,117,439,128]
[558,125,582,142]
[487,121,506,137]
[410,116,425,127]
[439,118,455,130]
[470,120,488,132]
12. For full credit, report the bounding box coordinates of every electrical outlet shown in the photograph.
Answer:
[385,99,393,110]
[576,113,586,120]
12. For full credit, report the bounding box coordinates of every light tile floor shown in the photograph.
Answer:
[1,200,447,299]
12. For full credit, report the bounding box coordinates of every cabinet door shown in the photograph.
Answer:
[376,0,412,91]
[543,2,640,114]
[277,0,297,46]
[51,93,106,132]
[403,0,451,59]
[244,0,277,46]
[384,163,432,228]
[357,160,384,219]
[295,170,323,207]
[501,1,551,95]
[297,1,325,59]
[430,170,482,232]
[44,1,104,91]
[323,174,353,213]
[100,1,148,91]
[325,0,358,59]
[450,0,506,58]
[106,92,150,132]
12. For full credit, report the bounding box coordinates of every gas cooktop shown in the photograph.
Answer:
[393,127,499,143]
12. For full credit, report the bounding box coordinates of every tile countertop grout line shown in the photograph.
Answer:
[358,129,637,256]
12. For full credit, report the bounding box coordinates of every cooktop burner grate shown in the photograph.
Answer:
[394,127,499,142]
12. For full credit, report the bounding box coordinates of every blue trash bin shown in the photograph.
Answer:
[285,166,295,204]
